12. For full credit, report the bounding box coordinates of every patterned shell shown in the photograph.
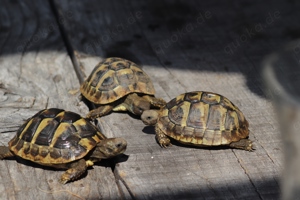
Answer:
[157,91,249,146]
[80,57,156,104]
[8,108,105,164]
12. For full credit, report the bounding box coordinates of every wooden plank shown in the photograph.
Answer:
[0,1,122,199]
[54,0,299,199]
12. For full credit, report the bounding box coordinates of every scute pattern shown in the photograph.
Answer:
[187,102,209,129]
[158,91,249,146]
[8,108,104,164]
[80,57,156,104]
[34,119,59,146]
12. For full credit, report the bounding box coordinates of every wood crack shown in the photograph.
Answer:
[48,1,127,199]
[114,168,136,200]
[48,0,85,84]
[232,150,263,200]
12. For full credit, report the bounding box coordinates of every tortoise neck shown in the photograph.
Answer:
[124,93,142,103]
[89,147,106,162]
[124,93,151,115]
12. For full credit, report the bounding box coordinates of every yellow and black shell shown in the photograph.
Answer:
[8,108,105,164]
[157,91,249,146]
[80,57,156,104]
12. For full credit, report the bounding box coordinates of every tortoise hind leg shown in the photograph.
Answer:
[143,95,166,108]
[0,146,14,159]
[229,139,254,151]
[86,105,114,119]
[60,159,93,184]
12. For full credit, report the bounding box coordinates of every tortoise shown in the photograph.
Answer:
[80,57,166,119]
[0,108,127,184]
[141,91,253,151]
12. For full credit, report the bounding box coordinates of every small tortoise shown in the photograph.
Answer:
[141,91,253,151]
[80,57,166,119]
[0,108,127,184]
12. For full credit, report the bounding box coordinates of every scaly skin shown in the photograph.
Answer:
[0,146,14,159]
[86,105,114,119]
[155,124,171,148]
[229,139,254,151]
[86,93,166,119]
[143,95,166,108]
[60,159,89,184]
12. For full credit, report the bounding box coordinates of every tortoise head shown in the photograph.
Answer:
[93,138,127,159]
[141,110,159,125]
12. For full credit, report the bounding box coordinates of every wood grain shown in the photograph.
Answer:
[54,0,300,199]
[0,0,121,199]
[1,0,298,199]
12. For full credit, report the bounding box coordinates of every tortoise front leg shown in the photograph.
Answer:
[143,95,166,108]
[0,146,14,159]
[86,105,114,119]
[60,159,93,184]
[155,124,171,148]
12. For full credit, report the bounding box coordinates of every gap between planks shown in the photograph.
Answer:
[48,0,131,199]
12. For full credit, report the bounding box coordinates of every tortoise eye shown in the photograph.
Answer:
[116,143,122,148]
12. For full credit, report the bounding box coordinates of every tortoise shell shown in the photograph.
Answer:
[80,57,156,104]
[8,108,105,164]
[157,91,249,146]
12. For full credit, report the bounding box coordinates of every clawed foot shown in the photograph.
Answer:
[60,168,81,184]
[143,95,166,109]
[0,146,14,159]
[86,106,113,119]
[155,125,171,148]
[159,139,172,148]
[59,167,88,184]
[59,176,70,184]
[245,141,255,151]
[230,139,255,151]
[86,111,100,120]
[156,135,171,148]
[152,98,166,109]
[59,159,87,184]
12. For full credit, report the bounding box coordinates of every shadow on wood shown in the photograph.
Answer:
[1,0,299,98]
[0,0,288,199]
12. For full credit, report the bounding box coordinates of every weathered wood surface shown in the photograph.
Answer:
[54,1,299,199]
[0,0,121,199]
[0,0,299,199]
